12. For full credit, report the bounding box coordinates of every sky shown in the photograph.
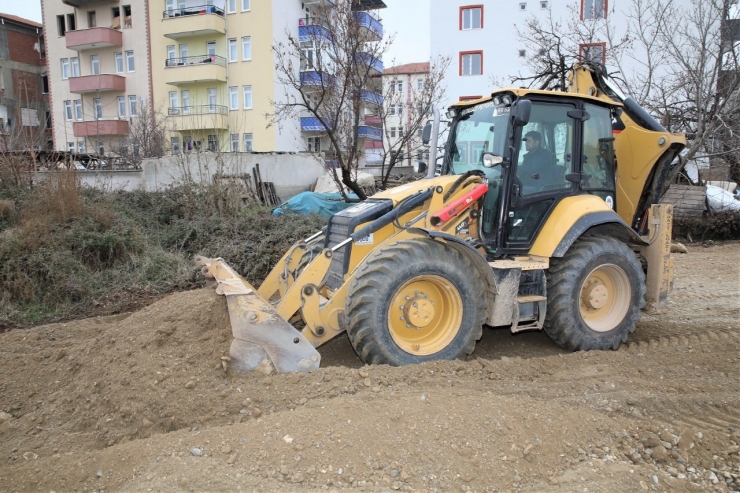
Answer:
[0,0,430,66]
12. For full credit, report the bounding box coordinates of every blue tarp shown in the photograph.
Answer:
[272,192,359,217]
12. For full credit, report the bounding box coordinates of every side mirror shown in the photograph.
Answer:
[421,123,432,145]
[482,153,503,168]
[511,100,532,127]
[414,161,428,174]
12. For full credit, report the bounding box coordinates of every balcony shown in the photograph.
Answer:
[164,55,227,85]
[162,5,225,39]
[302,0,335,7]
[365,140,383,149]
[69,74,126,94]
[167,105,228,131]
[65,27,122,51]
[364,115,382,127]
[298,23,332,42]
[301,114,333,132]
[355,52,383,75]
[358,125,382,140]
[360,89,383,106]
[73,119,129,137]
[353,11,382,41]
[300,70,337,88]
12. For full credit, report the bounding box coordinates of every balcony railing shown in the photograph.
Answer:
[358,125,382,140]
[167,105,228,116]
[354,11,383,40]
[298,23,333,42]
[364,115,382,127]
[300,70,337,87]
[73,118,129,137]
[163,4,224,18]
[301,114,334,132]
[69,74,126,94]
[360,89,383,106]
[303,0,336,7]
[355,52,383,74]
[165,55,226,68]
[65,27,123,51]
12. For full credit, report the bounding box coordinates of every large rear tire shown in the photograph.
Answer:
[345,239,487,366]
[544,235,645,350]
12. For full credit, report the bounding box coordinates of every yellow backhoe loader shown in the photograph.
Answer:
[197,62,685,373]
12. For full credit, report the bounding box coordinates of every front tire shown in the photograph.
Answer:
[544,235,645,350]
[345,239,487,366]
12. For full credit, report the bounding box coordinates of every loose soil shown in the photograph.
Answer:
[1,243,739,492]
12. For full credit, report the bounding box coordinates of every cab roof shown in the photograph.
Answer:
[450,87,623,109]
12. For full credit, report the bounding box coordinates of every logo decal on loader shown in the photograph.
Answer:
[456,218,470,235]
[356,233,374,245]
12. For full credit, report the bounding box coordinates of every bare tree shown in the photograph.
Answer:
[512,4,631,90]
[270,0,392,201]
[377,58,449,187]
[513,0,740,183]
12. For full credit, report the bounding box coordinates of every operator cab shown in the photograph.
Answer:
[441,91,618,257]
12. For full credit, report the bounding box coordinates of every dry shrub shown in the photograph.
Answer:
[0,200,15,223]
[21,170,82,226]
[673,212,740,241]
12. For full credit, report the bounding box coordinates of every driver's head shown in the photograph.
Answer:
[524,131,542,152]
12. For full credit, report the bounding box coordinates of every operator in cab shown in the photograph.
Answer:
[518,130,558,193]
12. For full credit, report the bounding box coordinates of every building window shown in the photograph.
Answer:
[115,52,124,73]
[397,104,403,116]
[74,100,82,120]
[78,140,86,153]
[21,108,40,127]
[118,96,126,117]
[64,100,73,121]
[227,0,236,13]
[66,13,76,31]
[207,134,218,151]
[417,79,423,91]
[97,141,104,155]
[541,1,549,8]
[169,91,178,110]
[206,41,216,56]
[397,80,403,92]
[90,55,100,75]
[389,105,395,116]
[94,98,102,119]
[182,90,190,112]
[57,15,66,36]
[243,85,252,109]
[519,2,527,10]
[390,127,397,138]
[228,39,237,62]
[61,58,70,80]
[71,57,80,77]
[88,11,96,28]
[242,0,250,11]
[579,42,606,63]
[582,0,607,19]
[243,133,253,152]
[171,137,180,155]
[122,5,132,27]
[41,74,49,94]
[242,36,252,60]
[230,134,239,152]
[46,111,51,129]
[68,142,75,153]
[519,49,526,57]
[460,6,483,30]
[460,51,483,75]
[307,136,320,152]
[126,51,135,72]
[129,95,137,117]
[179,44,188,59]
[166,45,175,63]
[229,86,238,110]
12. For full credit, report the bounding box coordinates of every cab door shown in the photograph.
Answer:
[502,100,580,253]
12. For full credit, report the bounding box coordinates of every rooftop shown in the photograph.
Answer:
[384,62,430,75]
[0,12,43,29]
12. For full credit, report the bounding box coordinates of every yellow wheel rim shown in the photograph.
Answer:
[387,275,463,356]
[579,264,631,332]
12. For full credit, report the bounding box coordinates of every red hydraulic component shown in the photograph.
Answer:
[430,183,489,227]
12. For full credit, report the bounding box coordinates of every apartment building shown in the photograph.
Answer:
[0,13,52,151]
[376,62,429,169]
[429,0,696,108]
[42,0,151,154]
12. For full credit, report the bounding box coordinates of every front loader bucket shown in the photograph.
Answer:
[195,256,321,374]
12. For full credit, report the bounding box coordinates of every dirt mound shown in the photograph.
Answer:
[0,244,739,492]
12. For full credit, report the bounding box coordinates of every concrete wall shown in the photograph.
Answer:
[46,152,326,200]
